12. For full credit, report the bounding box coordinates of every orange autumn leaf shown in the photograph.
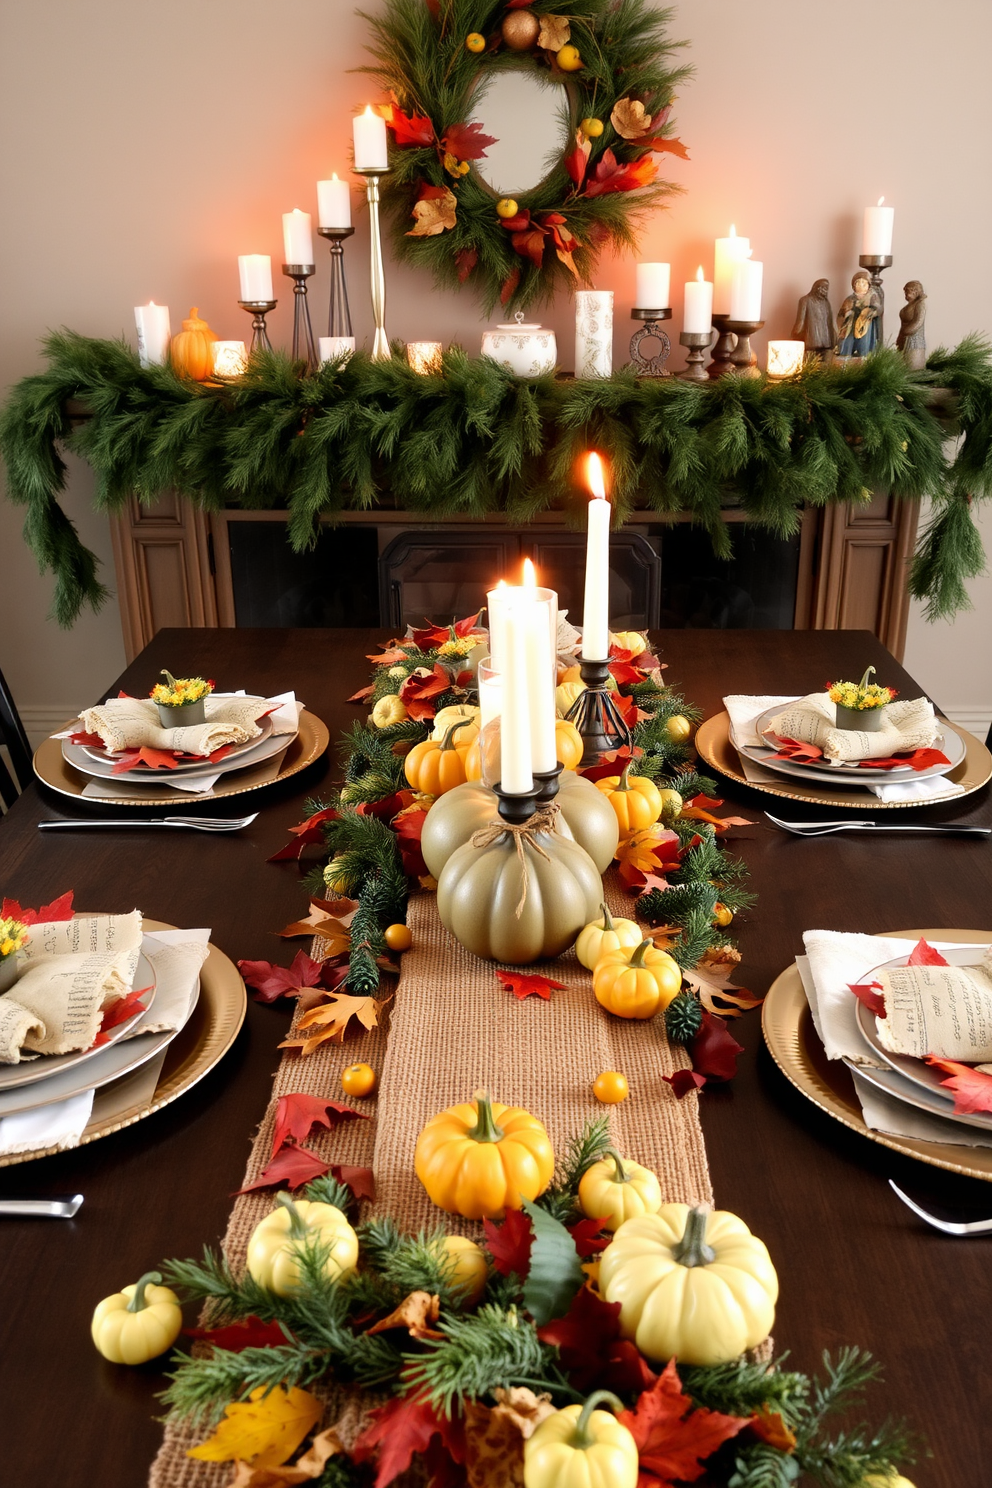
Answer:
[925,1057,992,1114]
[367,1290,444,1341]
[495,969,567,1001]
[280,993,389,1055]
[649,135,691,160]
[617,1358,749,1483]
[407,186,457,237]
[750,1409,797,1454]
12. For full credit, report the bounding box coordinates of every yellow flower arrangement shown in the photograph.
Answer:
[436,636,477,659]
[0,917,28,961]
[149,671,214,708]
[827,666,896,712]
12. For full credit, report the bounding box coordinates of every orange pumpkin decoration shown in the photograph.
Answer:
[404,719,478,796]
[169,307,218,382]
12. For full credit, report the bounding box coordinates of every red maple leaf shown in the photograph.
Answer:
[690,1012,744,1081]
[908,939,949,966]
[565,130,591,187]
[399,663,450,720]
[271,1092,368,1157]
[267,806,339,862]
[347,683,375,703]
[925,1057,992,1114]
[234,1143,329,1194]
[663,1069,707,1099]
[237,950,337,1005]
[69,730,106,748]
[110,746,181,774]
[765,735,824,764]
[538,1285,622,1388]
[331,1163,376,1202]
[858,749,951,772]
[605,1338,660,1395]
[455,246,478,282]
[381,103,435,148]
[353,1393,465,1488]
[356,788,416,821]
[483,1207,533,1277]
[618,1357,750,1484]
[410,621,451,649]
[849,980,886,1018]
[1,890,74,925]
[185,1316,291,1351]
[567,1216,612,1256]
[584,148,657,198]
[441,121,496,161]
[91,985,153,1045]
[649,136,690,160]
[494,969,566,1001]
[393,807,429,878]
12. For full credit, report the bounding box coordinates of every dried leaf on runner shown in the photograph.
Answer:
[238,951,335,1005]
[399,662,452,717]
[495,969,567,1002]
[610,97,654,139]
[330,1163,376,1202]
[689,1012,744,1082]
[537,1284,622,1388]
[683,952,762,1018]
[483,1207,533,1277]
[271,1092,368,1157]
[464,1388,555,1488]
[2,890,74,924]
[925,1057,992,1114]
[186,1315,291,1352]
[567,1216,612,1256]
[407,186,457,237]
[750,1408,797,1453]
[537,14,570,50]
[280,993,389,1054]
[279,895,358,944]
[234,1145,329,1195]
[663,1069,707,1100]
[617,1357,749,1484]
[227,1426,344,1487]
[352,1393,465,1488]
[367,1290,444,1340]
[188,1385,323,1469]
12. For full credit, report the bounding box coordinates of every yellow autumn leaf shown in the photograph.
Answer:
[610,97,654,140]
[406,188,457,238]
[188,1385,322,1469]
[279,992,389,1054]
[537,13,570,49]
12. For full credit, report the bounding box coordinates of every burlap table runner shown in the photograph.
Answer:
[150,876,712,1487]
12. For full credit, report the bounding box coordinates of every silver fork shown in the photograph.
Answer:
[889,1180,992,1235]
[38,814,258,832]
[0,1194,84,1219]
[764,811,990,837]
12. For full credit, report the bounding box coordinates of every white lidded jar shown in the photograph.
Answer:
[481,311,557,377]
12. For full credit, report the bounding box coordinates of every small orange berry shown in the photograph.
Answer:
[384,923,412,952]
[593,1070,630,1104]
[341,1062,377,1098]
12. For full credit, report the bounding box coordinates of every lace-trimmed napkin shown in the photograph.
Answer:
[766,692,940,762]
[78,694,268,757]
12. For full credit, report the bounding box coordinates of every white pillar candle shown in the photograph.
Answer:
[574,290,613,377]
[582,452,611,660]
[317,173,352,229]
[862,197,894,256]
[767,340,805,378]
[501,596,535,794]
[134,302,171,367]
[729,259,763,321]
[212,341,248,377]
[635,262,670,310]
[683,266,713,334]
[319,336,356,364]
[713,226,750,316]
[282,208,314,266]
[238,255,273,302]
[353,105,389,170]
[521,561,558,774]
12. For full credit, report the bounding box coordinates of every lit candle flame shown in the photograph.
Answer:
[586,452,607,501]
[729,224,736,237]
[695,266,704,282]
[364,104,376,118]
[522,558,537,588]
[878,195,885,206]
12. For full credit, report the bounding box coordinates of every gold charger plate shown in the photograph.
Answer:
[696,712,991,810]
[0,921,246,1167]
[762,927,992,1182]
[33,709,329,806]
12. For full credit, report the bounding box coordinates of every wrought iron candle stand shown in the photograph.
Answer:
[238,300,277,354]
[317,225,355,337]
[629,307,672,377]
[679,329,713,382]
[282,263,318,372]
[859,253,893,341]
[724,318,764,377]
[707,313,737,378]
[355,166,391,360]
[565,657,633,766]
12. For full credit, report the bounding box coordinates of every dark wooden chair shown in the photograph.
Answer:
[0,667,33,810]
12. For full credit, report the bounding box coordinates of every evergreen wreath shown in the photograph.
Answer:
[360,0,691,312]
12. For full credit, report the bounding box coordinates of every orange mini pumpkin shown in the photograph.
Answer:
[404,719,478,796]
[170,307,218,381]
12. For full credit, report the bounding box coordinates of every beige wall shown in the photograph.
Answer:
[2,0,990,734]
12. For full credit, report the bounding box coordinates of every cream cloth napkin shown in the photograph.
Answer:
[0,1090,95,1156]
[850,1069,992,1149]
[0,911,143,1062]
[767,691,940,762]
[78,694,269,757]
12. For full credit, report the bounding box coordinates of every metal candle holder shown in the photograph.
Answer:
[282,264,318,372]
[629,307,672,377]
[355,166,390,360]
[238,300,277,354]
[533,763,563,805]
[679,329,713,382]
[859,253,893,342]
[493,780,544,824]
[564,657,633,766]
[724,318,764,377]
[707,313,737,378]
[317,225,355,337]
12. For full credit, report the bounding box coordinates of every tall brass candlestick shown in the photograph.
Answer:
[357,166,390,360]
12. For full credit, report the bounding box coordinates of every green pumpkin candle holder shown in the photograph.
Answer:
[565,657,633,766]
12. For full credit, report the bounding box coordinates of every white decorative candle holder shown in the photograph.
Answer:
[212,341,248,378]
[319,336,356,365]
[767,340,806,380]
[481,312,557,377]
[574,291,614,378]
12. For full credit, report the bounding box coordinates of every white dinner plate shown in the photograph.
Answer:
[62,716,288,785]
[0,951,156,1091]
[736,701,963,785]
[845,1055,992,1134]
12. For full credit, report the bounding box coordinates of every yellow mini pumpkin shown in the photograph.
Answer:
[575,903,642,971]
[578,1150,662,1232]
[524,1392,638,1488]
[91,1272,183,1364]
[371,693,408,728]
[404,719,478,796]
[593,938,682,1019]
[415,1090,554,1219]
[246,1193,358,1296]
[595,761,664,835]
[555,719,584,771]
[431,703,480,742]
[555,680,586,717]
[610,630,648,657]
[599,1204,778,1366]
[169,306,218,382]
[665,714,692,743]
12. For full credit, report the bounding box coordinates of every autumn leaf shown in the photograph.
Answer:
[352,1393,466,1488]
[908,938,949,966]
[583,148,657,197]
[188,1385,323,1469]
[765,735,824,764]
[110,745,183,773]
[618,1358,750,1484]
[565,129,591,187]
[442,121,497,162]
[649,135,691,160]
[604,1338,659,1395]
[1,890,74,925]
[663,1069,707,1099]
[91,985,152,1044]
[357,789,417,822]
[279,895,358,944]
[682,950,762,1018]
[407,185,457,237]
[925,1057,992,1114]
[567,1216,612,1256]
[399,662,451,717]
[280,992,388,1054]
[483,1207,533,1277]
[234,1145,329,1195]
[537,13,570,49]
[394,804,430,878]
[380,102,435,148]
[267,809,339,862]
[464,1388,555,1488]
[367,1290,444,1340]
[238,951,337,1005]
[512,225,548,270]
[271,1092,368,1157]
[537,1284,622,1388]
[608,657,648,685]
[410,620,451,649]
[610,97,654,140]
[226,1427,344,1487]
[186,1315,292,1352]
[495,969,566,1002]
[849,980,886,1018]
[331,1163,376,1202]
[751,1408,797,1453]
[689,1012,744,1081]
[858,748,951,772]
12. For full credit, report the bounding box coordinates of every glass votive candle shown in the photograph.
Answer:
[766,340,806,379]
[406,341,443,375]
[478,659,502,730]
[212,341,248,377]
[319,336,356,365]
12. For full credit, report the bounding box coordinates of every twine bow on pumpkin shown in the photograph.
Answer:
[469,803,561,918]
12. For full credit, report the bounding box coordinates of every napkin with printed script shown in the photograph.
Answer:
[766,692,941,762]
[77,694,270,757]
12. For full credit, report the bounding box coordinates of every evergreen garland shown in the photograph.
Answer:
[2,332,990,626]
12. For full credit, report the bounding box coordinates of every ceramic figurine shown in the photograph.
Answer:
[896,281,927,371]
[791,279,835,361]
[835,272,881,359]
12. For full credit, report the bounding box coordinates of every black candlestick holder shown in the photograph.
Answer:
[239,299,277,354]
[564,656,633,766]
[859,253,893,342]
[493,780,544,824]
[533,763,563,805]
[725,318,764,377]
[317,225,355,337]
[679,329,713,381]
[282,263,318,372]
[629,307,672,377]
[707,313,737,378]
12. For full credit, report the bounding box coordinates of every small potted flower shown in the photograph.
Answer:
[0,917,28,994]
[827,666,897,731]
[150,671,214,727]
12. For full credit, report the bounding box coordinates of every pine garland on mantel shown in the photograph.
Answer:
[2,329,991,626]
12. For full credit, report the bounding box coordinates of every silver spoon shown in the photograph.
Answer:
[0,1194,84,1219]
[888,1180,992,1235]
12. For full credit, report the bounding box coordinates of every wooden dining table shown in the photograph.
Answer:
[0,625,989,1488]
